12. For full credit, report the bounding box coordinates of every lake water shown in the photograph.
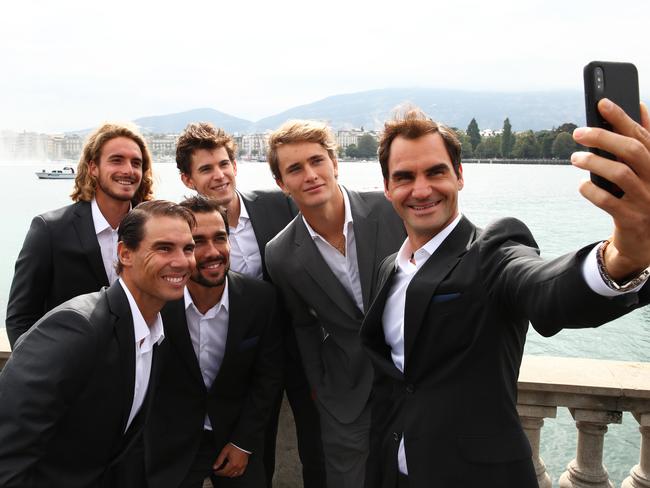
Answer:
[1,160,648,484]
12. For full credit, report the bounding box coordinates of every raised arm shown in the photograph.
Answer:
[572,99,650,282]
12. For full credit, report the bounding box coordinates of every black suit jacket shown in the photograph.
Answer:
[145,271,283,488]
[6,201,108,348]
[239,189,297,281]
[0,281,156,488]
[265,188,405,423]
[360,217,650,488]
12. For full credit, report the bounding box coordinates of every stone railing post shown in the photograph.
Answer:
[518,404,557,488]
[622,412,650,488]
[559,408,622,488]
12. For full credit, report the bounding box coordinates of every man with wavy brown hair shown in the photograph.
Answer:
[6,122,154,348]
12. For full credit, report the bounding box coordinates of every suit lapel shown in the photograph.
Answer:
[348,189,378,312]
[294,218,363,319]
[105,282,136,435]
[162,298,205,389]
[403,217,476,362]
[361,259,403,380]
[219,272,250,370]
[72,201,109,285]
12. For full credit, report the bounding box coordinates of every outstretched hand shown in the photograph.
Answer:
[572,98,650,281]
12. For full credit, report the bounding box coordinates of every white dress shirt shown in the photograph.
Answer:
[118,279,165,432]
[229,192,263,280]
[382,213,647,475]
[184,283,230,431]
[303,186,364,313]
[91,198,126,285]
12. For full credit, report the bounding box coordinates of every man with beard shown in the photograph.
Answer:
[175,122,324,488]
[145,195,283,488]
[6,123,154,348]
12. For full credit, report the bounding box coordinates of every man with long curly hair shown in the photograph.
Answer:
[6,122,154,348]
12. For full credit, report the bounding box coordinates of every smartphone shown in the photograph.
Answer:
[583,61,641,198]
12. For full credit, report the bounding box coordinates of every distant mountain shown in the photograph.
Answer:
[134,108,252,134]
[68,88,648,135]
[252,88,587,132]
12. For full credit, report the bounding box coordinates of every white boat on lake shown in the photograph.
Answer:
[35,167,76,179]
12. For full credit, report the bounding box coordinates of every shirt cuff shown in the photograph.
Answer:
[229,442,252,455]
[582,243,648,296]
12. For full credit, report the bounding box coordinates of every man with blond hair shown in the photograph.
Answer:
[6,123,154,348]
[175,122,325,488]
[264,120,405,488]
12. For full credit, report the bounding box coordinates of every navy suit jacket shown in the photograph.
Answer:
[0,281,157,488]
[361,216,650,488]
[6,201,108,348]
[145,272,283,488]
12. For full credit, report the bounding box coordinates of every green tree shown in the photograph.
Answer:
[557,122,578,134]
[475,135,501,158]
[345,144,359,158]
[466,118,481,150]
[512,131,540,158]
[500,118,514,158]
[356,134,378,159]
[455,131,473,158]
[337,145,345,159]
[535,130,554,159]
[552,132,578,159]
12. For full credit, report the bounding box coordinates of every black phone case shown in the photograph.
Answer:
[583,61,641,198]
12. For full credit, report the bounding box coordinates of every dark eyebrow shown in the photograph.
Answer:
[427,163,451,173]
[218,159,231,165]
[307,154,324,162]
[390,170,414,179]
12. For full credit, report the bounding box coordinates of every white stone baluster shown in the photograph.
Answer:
[622,412,650,488]
[518,404,557,488]
[559,408,622,488]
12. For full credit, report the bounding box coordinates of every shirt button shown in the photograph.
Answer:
[406,384,415,394]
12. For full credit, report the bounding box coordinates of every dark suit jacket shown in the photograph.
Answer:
[265,188,405,423]
[6,200,108,348]
[239,189,297,281]
[0,281,156,488]
[145,271,283,488]
[360,216,650,488]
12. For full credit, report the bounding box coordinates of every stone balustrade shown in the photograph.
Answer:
[518,355,650,488]
[0,327,648,487]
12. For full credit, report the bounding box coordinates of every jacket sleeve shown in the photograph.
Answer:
[481,217,649,336]
[6,216,53,349]
[0,309,97,486]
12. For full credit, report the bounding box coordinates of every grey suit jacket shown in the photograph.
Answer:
[265,188,404,423]
[0,281,154,488]
[6,201,108,348]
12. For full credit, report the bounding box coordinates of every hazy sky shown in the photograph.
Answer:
[1,0,648,133]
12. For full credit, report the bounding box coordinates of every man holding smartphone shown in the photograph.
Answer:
[360,100,650,488]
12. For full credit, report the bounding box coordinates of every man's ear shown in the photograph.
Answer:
[180,173,195,190]
[275,177,289,196]
[89,160,99,178]
[117,241,133,270]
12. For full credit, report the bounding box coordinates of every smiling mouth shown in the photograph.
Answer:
[408,200,440,211]
[304,184,324,193]
[200,259,225,270]
[114,178,136,186]
[210,183,229,191]
[163,275,186,284]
